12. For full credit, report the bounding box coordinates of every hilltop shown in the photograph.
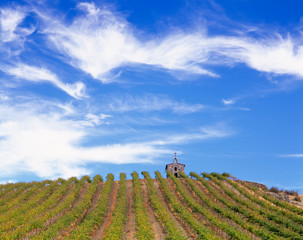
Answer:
[0,172,302,239]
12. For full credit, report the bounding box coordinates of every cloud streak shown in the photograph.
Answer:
[278,154,303,158]
[43,4,217,82]
[38,2,303,83]
[107,94,204,114]
[222,98,235,105]
[2,64,85,99]
[1,3,303,86]
[150,124,233,145]
[0,101,230,179]
[0,8,25,42]
[209,36,303,78]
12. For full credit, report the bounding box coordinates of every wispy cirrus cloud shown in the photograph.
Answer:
[37,2,303,84]
[222,98,235,105]
[106,94,204,114]
[0,102,161,178]
[0,7,35,55]
[1,3,303,86]
[81,113,112,127]
[0,8,25,42]
[2,63,86,99]
[278,154,303,158]
[0,100,231,179]
[211,36,303,79]
[42,3,217,82]
[0,114,167,178]
[150,123,233,145]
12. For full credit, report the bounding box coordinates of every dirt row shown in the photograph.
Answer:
[10,174,302,240]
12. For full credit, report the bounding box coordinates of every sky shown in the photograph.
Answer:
[0,0,302,191]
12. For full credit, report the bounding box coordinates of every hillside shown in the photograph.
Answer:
[0,172,302,240]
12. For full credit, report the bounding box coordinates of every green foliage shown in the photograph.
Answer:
[168,171,251,240]
[206,173,303,239]
[222,172,231,177]
[31,177,98,239]
[93,174,103,183]
[103,173,127,240]
[269,187,280,193]
[1,177,80,238]
[221,173,303,226]
[0,171,302,239]
[69,174,114,239]
[81,175,92,183]
[285,190,299,196]
[142,171,187,240]
[189,172,279,240]
[131,171,154,240]
[157,171,220,240]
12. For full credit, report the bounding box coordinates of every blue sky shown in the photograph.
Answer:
[0,0,302,191]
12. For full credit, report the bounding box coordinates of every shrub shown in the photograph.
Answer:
[222,172,231,177]
[294,196,301,202]
[269,187,279,193]
[285,190,299,196]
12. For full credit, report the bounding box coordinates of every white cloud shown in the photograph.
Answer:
[210,36,303,79]
[42,3,217,82]
[150,124,233,145]
[0,104,164,178]
[279,154,303,158]
[0,179,17,184]
[0,94,9,101]
[222,98,235,105]
[78,2,101,16]
[39,3,303,83]
[0,3,302,87]
[1,4,302,87]
[0,101,231,179]
[2,63,86,99]
[107,94,204,113]
[82,113,112,126]
[0,8,25,42]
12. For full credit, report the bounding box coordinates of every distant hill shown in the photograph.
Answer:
[0,171,302,239]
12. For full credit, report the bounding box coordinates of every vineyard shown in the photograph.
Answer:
[0,171,302,240]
